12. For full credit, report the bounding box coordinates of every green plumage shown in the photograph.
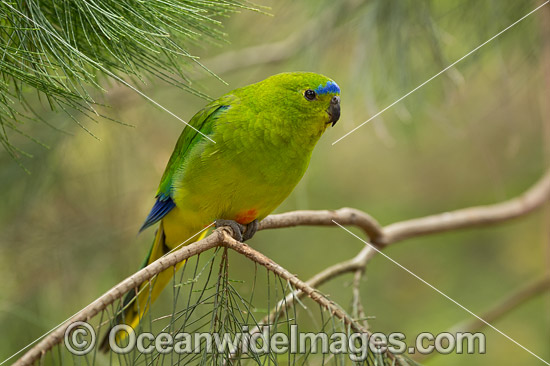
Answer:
[102,72,341,349]
[161,72,340,235]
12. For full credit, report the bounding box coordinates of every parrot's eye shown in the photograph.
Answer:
[304,89,317,101]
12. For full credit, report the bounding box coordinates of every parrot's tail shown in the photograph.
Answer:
[99,223,205,352]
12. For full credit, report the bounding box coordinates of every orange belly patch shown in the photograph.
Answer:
[234,209,258,225]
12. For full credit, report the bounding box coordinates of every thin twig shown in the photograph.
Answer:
[219,231,401,365]
[352,268,369,330]
[220,232,367,331]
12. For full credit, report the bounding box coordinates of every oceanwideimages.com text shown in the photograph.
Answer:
[65,321,486,361]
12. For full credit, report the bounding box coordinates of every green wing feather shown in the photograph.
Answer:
[140,96,234,231]
[157,96,234,198]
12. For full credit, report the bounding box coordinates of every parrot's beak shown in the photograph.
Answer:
[327,95,341,127]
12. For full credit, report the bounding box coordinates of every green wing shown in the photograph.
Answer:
[140,96,233,232]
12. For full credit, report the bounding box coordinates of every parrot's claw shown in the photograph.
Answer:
[242,219,259,242]
[215,219,246,242]
[215,219,259,242]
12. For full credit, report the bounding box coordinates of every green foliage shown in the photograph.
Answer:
[0,0,256,158]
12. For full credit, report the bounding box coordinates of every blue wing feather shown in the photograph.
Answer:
[139,195,176,233]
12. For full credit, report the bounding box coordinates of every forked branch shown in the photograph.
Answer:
[13,170,550,366]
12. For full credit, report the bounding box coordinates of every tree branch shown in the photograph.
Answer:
[13,169,550,366]
[221,231,402,365]
[260,169,550,246]
[248,170,550,343]
[13,230,225,366]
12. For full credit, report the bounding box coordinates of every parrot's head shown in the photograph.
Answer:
[251,72,341,142]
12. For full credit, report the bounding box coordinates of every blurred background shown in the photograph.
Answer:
[1,1,549,365]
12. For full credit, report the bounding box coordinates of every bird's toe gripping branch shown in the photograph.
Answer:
[214,219,259,242]
[242,219,259,241]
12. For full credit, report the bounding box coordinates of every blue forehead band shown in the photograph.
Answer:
[314,81,340,95]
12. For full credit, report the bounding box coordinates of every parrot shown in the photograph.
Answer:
[100,72,340,350]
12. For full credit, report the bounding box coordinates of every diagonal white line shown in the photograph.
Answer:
[0,223,215,366]
[332,0,550,145]
[164,222,215,255]
[0,314,75,366]
[332,220,550,365]
[113,78,216,144]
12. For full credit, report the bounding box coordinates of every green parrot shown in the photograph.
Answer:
[101,72,340,349]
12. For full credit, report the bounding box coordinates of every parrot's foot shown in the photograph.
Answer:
[215,219,259,242]
[242,219,259,242]
[215,219,245,242]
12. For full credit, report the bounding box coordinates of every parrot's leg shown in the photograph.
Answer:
[242,219,258,241]
[214,219,259,242]
[215,219,246,242]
